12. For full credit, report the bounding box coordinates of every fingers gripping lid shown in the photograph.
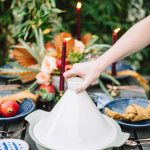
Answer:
[67,77,83,91]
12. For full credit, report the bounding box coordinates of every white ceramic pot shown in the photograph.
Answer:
[25,77,129,150]
[25,110,129,150]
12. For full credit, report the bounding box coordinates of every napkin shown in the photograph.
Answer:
[0,90,37,103]
[94,92,111,109]
[105,103,150,122]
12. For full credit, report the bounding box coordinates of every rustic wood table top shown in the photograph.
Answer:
[0,77,149,150]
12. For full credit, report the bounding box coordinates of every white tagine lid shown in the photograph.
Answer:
[33,77,118,150]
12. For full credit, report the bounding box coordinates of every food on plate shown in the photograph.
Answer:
[105,103,150,122]
[0,90,37,103]
[0,100,19,117]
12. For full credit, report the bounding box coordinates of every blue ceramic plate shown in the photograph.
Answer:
[103,98,150,128]
[0,99,35,123]
[88,92,111,109]
[106,61,133,79]
[0,64,16,79]
[0,139,29,150]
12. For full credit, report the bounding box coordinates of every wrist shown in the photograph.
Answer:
[94,57,106,73]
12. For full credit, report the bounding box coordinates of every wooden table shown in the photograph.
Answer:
[0,77,150,150]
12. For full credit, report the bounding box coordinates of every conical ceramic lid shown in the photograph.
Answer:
[33,77,117,150]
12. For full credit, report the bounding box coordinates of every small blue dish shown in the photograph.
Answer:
[0,99,35,123]
[0,64,16,79]
[103,98,150,128]
[0,139,29,150]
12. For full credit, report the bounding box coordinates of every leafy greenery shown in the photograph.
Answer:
[10,0,64,41]
[39,89,55,101]
[0,1,13,65]
[57,0,150,74]
[0,0,150,74]
[68,52,83,65]
[13,28,46,65]
[57,0,131,42]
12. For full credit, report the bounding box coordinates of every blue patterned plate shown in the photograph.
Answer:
[0,139,29,150]
[0,64,16,79]
[0,99,35,123]
[103,98,150,128]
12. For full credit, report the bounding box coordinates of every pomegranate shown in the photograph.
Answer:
[0,100,19,117]
[38,84,56,101]
[39,84,55,93]
[56,59,68,70]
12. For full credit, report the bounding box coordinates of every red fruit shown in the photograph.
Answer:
[39,84,55,93]
[0,100,19,117]
[56,59,68,69]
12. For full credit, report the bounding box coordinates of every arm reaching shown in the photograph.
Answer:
[64,15,150,92]
[96,15,150,71]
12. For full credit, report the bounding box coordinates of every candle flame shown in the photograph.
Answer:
[64,37,72,42]
[114,28,120,34]
[76,2,82,9]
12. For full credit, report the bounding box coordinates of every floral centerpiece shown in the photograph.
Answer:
[0,28,121,102]
[0,26,149,106]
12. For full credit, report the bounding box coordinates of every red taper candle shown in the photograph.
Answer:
[59,37,71,93]
[76,2,82,40]
[111,28,120,76]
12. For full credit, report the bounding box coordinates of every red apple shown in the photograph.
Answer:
[0,100,19,117]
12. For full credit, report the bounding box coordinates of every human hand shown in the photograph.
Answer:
[63,61,100,92]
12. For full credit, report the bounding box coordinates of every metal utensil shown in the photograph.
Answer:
[125,139,150,147]
[10,127,26,138]
[0,127,25,138]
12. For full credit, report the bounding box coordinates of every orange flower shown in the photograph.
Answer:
[41,56,57,74]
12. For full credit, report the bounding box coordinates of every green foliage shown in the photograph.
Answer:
[57,0,131,42]
[68,52,84,65]
[10,0,64,40]
[0,1,13,65]
[57,0,150,74]
[0,0,150,74]
[100,73,120,86]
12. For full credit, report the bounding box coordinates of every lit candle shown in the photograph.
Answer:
[59,37,72,94]
[111,28,120,76]
[76,2,82,40]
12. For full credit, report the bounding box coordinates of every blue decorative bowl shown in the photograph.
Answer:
[103,98,150,128]
[0,99,35,123]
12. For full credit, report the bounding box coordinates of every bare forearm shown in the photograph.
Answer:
[96,15,150,72]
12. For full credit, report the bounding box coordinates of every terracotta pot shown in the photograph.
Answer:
[36,97,55,111]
